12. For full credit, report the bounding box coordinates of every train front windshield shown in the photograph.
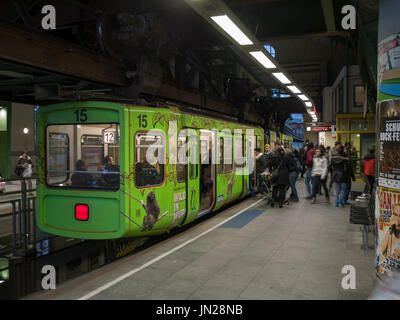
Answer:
[46,123,120,190]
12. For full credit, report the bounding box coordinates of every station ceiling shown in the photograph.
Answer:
[0,0,378,123]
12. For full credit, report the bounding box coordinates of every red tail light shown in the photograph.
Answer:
[75,204,89,221]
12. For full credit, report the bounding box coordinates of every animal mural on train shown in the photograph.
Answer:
[35,101,265,240]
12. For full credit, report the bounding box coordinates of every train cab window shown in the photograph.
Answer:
[46,123,120,189]
[47,133,69,184]
[134,132,165,188]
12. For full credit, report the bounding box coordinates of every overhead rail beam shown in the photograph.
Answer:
[0,20,130,87]
[184,0,318,120]
[321,0,337,32]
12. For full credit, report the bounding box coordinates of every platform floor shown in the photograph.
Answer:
[26,181,376,300]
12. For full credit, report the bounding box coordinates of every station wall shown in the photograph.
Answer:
[10,103,35,178]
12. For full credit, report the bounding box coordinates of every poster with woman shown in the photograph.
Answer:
[377,189,400,273]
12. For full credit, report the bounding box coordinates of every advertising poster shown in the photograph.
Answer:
[376,188,400,273]
[378,99,400,189]
[377,0,400,101]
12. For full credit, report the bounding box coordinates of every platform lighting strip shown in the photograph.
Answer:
[272,72,291,84]
[286,85,301,94]
[209,12,316,111]
[249,51,276,69]
[298,94,309,101]
[210,15,254,46]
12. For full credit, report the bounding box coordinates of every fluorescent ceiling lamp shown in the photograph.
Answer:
[305,102,313,107]
[249,51,276,69]
[210,15,253,46]
[298,94,309,101]
[286,85,301,94]
[272,72,291,84]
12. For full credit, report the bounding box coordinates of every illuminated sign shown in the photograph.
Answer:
[311,126,332,132]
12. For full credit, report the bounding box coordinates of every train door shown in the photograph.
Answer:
[199,129,216,214]
[185,129,200,222]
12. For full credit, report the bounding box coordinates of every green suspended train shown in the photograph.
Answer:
[35,101,265,239]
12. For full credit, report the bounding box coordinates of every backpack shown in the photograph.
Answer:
[294,157,302,173]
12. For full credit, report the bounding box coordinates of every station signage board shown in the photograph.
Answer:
[310,126,332,132]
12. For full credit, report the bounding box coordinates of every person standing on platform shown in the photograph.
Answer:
[310,147,328,204]
[362,147,376,195]
[299,145,307,179]
[271,148,292,208]
[343,153,356,205]
[288,148,300,202]
[264,143,272,155]
[304,142,316,199]
[16,150,33,195]
[267,143,283,207]
[331,142,348,207]
[255,148,267,195]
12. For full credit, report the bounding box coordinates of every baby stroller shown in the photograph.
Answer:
[259,170,273,205]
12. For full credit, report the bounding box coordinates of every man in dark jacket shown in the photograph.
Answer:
[331,142,350,207]
[255,148,268,194]
[304,142,316,199]
[288,149,300,202]
[269,147,294,208]
[299,145,307,178]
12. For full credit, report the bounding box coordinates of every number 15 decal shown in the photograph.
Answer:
[137,114,147,128]
[74,109,88,122]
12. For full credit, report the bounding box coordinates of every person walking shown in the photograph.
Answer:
[288,149,300,202]
[304,142,316,199]
[310,147,328,204]
[16,151,33,195]
[330,142,348,207]
[362,147,375,195]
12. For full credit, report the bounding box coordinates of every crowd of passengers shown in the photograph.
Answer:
[251,140,375,208]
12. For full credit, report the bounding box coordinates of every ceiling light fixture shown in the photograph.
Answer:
[305,102,313,107]
[286,85,301,94]
[249,51,276,69]
[298,94,309,101]
[210,15,253,46]
[272,72,291,84]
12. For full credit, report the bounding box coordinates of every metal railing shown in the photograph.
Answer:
[0,178,38,256]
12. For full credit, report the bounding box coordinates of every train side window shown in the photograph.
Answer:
[234,135,245,170]
[218,137,224,174]
[224,136,233,173]
[176,135,187,183]
[134,132,165,188]
[189,135,198,180]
